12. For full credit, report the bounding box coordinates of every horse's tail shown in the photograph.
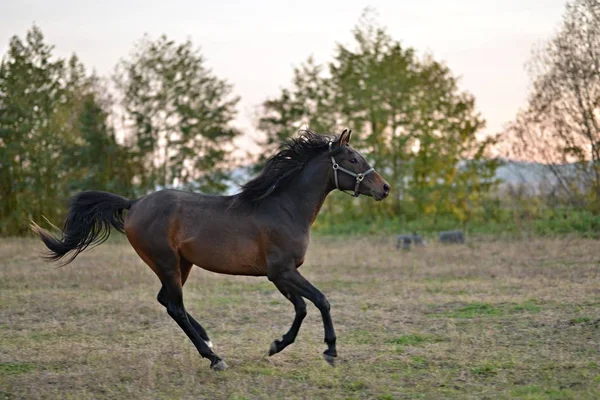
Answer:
[31,191,137,265]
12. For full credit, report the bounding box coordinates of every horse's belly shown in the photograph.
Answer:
[197,261,267,276]
[179,236,266,276]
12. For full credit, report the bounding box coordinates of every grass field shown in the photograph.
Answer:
[1,235,599,399]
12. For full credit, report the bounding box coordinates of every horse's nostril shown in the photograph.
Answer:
[383,184,390,193]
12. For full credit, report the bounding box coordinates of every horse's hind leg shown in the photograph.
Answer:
[160,265,227,370]
[144,245,226,370]
[157,257,213,349]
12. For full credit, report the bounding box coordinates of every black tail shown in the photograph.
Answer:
[32,191,136,265]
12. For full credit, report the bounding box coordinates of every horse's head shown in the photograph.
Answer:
[328,129,390,201]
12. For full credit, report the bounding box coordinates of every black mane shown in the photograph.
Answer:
[235,129,340,204]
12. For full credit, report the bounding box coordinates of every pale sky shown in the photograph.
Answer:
[1,0,567,156]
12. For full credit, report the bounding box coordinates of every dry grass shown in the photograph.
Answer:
[1,235,599,399]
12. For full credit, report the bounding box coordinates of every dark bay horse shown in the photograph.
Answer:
[32,129,390,371]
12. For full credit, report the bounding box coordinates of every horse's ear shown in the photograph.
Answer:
[338,129,352,146]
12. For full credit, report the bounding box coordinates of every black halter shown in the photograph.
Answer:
[328,142,375,197]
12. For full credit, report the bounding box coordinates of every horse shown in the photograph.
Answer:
[32,129,390,371]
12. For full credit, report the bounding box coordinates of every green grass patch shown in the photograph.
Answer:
[471,363,498,377]
[409,356,429,369]
[511,300,542,314]
[0,362,36,375]
[471,360,515,378]
[240,365,278,376]
[442,302,503,318]
[388,333,444,352]
[343,380,368,392]
[570,316,592,324]
[435,301,543,319]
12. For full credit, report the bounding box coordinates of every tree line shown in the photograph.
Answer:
[257,12,500,229]
[1,1,599,236]
[1,29,239,235]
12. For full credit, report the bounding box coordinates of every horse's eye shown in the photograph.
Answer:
[350,158,358,164]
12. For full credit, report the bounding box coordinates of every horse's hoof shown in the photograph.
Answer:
[268,341,278,356]
[211,360,228,371]
[323,353,336,367]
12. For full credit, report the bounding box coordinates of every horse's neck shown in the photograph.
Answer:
[280,157,334,227]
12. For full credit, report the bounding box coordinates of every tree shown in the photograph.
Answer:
[0,26,68,235]
[0,25,135,236]
[66,82,136,196]
[56,56,135,196]
[507,0,600,212]
[256,57,334,170]
[257,10,499,225]
[115,35,240,194]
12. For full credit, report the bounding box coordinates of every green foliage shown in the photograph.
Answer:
[312,203,600,237]
[257,10,500,226]
[67,89,135,195]
[0,26,135,235]
[255,57,333,172]
[114,35,240,194]
[0,26,66,235]
[0,26,240,236]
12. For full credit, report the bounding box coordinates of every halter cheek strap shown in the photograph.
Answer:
[329,142,375,197]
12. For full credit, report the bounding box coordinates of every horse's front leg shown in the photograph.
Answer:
[266,276,307,356]
[277,267,337,366]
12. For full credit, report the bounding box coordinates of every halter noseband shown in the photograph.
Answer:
[329,142,375,197]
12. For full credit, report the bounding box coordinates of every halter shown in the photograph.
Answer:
[329,142,375,197]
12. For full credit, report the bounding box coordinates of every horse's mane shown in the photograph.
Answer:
[233,129,341,205]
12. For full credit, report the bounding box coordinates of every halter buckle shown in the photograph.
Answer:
[332,163,339,170]
[356,173,364,182]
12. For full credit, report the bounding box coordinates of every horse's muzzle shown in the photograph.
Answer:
[371,183,390,201]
